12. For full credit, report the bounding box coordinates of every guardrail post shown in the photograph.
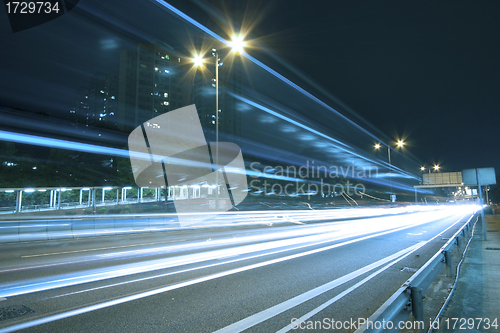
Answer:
[444,250,453,278]
[456,235,462,253]
[410,287,425,333]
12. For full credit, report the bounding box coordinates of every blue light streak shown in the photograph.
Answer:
[154,0,384,142]
[0,130,130,158]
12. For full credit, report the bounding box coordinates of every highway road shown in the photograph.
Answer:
[0,206,476,332]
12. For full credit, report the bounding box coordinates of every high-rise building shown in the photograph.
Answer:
[117,42,191,131]
[88,73,118,128]
[70,74,118,129]
[69,87,89,127]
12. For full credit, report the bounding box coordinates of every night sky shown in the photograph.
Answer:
[167,0,500,175]
[1,0,499,179]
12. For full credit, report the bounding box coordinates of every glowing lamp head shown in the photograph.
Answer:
[230,35,246,54]
[374,143,381,149]
[193,54,205,68]
[434,165,440,171]
[420,166,425,171]
[397,140,404,147]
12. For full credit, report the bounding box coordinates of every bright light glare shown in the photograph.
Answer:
[420,166,425,171]
[374,143,381,149]
[397,140,404,147]
[230,35,246,54]
[434,165,440,171]
[193,54,204,67]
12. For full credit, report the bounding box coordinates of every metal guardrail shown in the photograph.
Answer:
[357,213,478,333]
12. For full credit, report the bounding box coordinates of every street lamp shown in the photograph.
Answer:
[433,164,440,172]
[374,139,405,201]
[192,34,246,209]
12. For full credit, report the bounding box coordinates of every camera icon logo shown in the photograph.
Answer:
[128,105,248,226]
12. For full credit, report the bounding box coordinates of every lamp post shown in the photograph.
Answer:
[375,140,404,202]
[192,35,246,209]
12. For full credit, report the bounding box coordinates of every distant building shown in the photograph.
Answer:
[117,42,191,131]
[69,87,89,127]
[70,40,241,139]
[70,73,118,129]
[88,73,118,128]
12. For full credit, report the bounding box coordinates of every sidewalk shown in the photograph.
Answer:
[435,214,500,332]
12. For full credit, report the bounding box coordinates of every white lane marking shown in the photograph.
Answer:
[0,218,440,333]
[50,220,425,299]
[213,242,427,333]
[20,240,179,258]
[353,213,471,333]
[275,243,425,333]
[1,214,437,299]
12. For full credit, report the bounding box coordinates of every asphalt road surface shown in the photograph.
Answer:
[0,206,476,332]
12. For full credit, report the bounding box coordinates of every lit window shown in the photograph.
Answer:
[165,55,169,59]
[164,93,168,98]
[155,67,158,71]
[100,90,104,94]
[163,101,169,106]
[111,96,115,99]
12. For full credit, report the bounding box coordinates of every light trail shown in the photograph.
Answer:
[223,212,471,333]
[0,206,475,299]
[0,208,473,333]
[215,242,427,333]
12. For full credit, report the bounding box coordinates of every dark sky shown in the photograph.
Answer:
[167,0,500,174]
[1,0,499,178]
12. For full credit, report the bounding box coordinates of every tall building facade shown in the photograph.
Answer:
[69,39,241,139]
[88,73,118,128]
[117,42,191,131]
[70,87,89,127]
[70,74,118,129]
